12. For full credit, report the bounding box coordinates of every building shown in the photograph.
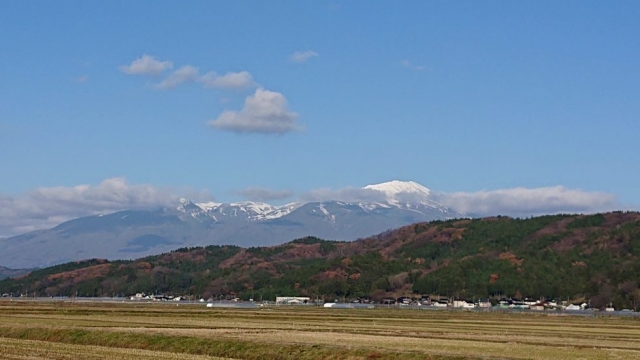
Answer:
[275,296,310,305]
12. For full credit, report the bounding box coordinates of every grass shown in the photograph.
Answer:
[0,337,229,360]
[1,300,639,359]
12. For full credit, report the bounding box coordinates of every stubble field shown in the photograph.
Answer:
[0,300,639,359]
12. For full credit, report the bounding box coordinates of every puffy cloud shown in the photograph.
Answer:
[119,54,173,76]
[400,59,425,71]
[290,50,319,63]
[156,65,200,89]
[235,187,294,202]
[199,71,255,89]
[208,88,301,134]
[431,186,620,217]
[0,178,211,238]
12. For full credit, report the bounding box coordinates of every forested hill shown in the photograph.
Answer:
[2,212,640,309]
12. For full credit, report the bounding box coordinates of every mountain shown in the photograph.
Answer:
[2,212,639,310]
[0,181,460,269]
[0,266,32,280]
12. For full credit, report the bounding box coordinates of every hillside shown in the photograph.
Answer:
[2,212,640,309]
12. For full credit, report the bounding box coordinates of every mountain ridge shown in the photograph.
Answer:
[0,181,461,269]
[2,212,639,310]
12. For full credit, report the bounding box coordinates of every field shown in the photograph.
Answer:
[1,300,639,359]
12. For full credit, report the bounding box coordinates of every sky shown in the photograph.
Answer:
[1,1,639,236]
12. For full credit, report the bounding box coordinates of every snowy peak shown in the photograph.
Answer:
[177,201,302,222]
[174,180,450,223]
[363,180,431,198]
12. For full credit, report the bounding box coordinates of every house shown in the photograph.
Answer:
[396,297,412,305]
[419,296,432,306]
[530,302,546,311]
[453,300,475,308]
[431,300,449,307]
[477,299,491,308]
[524,298,538,306]
[510,300,529,309]
[275,296,310,305]
[565,304,583,311]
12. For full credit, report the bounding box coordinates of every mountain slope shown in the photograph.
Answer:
[0,181,460,269]
[2,212,639,310]
[0,266,32,280]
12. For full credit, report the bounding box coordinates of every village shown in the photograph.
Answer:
[124,292,632,313]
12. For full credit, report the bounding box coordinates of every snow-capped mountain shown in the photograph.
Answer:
[178,180,449,222]
[364,180,431,198]
[0,181,462,269]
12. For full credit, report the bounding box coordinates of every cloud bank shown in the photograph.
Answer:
[299,184,620,217]
[208,88,301,134]
[431,186,620,217]
[1,179,624,238]
[0,178,211,238]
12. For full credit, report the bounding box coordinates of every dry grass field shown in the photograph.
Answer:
[1,300,639,359]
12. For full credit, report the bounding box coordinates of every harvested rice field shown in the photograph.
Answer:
[0,300,639,359]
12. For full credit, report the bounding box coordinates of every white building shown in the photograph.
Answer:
[276,296,310,305]
[453,300,475,308]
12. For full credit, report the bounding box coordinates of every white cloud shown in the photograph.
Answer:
[119,54,173,76]
[208,88,301,134]
[431,186,619,217]
[400,59,425,71]
[156,65,200,89]
[199,71,256,89]
[155,68,255,90]
[0,178,212,238]
[236,187,294,202]
[121,55,256,93]
[75,76,88,83]
[290,50,319,63]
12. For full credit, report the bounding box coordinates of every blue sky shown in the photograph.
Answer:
[1,1,639,235]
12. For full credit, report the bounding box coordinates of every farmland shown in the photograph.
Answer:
[1,300,639,359]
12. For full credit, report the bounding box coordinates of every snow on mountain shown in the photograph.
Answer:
[194,201,222,211]
[174,181,452,223]
[360,180,452,214]
[176,200,303,222]
[364,180,431,199]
